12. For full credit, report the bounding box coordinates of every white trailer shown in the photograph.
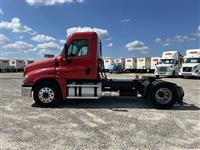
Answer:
[0,59,10,71]
[151,57,160,71]
[155,51,182,77]
[24,60,35,66]
[180,49,200,77]
[103,58,114,71]
[125,58,137,72]
[114,58,125,69]
[136,57,151,71]
[10,59,25,70]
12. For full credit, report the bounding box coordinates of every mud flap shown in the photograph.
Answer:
[176,86,184,104]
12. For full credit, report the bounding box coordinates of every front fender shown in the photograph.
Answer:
[26,68,55,84]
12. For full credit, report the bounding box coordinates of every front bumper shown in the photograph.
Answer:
[180,72,193,77]
[155,71,173,76]
[180,71,200,77]
[21,84,33,97]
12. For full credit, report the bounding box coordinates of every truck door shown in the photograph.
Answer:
[57,39,93,80]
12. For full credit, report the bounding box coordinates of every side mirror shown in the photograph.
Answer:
[64,43,71,64]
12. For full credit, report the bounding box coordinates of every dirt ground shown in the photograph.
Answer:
[0,73,200,150]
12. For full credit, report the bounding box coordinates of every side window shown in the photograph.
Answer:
[67,40,88,57]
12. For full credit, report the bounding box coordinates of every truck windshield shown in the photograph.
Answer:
[184,58,200,63]
[159,59,174,64]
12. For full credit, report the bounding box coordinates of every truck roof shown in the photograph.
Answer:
[68,32,98,38]
[186,49,200,58]
[162,51,179,59]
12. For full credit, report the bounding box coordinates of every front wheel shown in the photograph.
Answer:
[148,83,177,109]
[33,82,61,107]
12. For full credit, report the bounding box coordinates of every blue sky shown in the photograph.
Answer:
[0,0,199,60]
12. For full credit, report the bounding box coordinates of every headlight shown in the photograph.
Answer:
[23,75,29,83]
[194,66,198,69]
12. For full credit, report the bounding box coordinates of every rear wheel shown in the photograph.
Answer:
[148,83,177,109]
[33,82,61,107]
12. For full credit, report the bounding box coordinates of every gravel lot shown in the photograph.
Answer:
[0,73,200,150]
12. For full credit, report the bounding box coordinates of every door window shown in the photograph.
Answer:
[67,40,88,57]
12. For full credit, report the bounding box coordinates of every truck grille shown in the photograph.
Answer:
[157,67,167,72]
[182,67,192,72]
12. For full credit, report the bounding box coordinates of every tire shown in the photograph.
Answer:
[148,83,177,109]
[33,82,61,107]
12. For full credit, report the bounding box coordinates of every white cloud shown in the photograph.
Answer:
[155,38,162,43]
[174,35,196,43]
[0,34,11,45]
[19,36,24,39]
[0,8,4,15]
[33,42,60,54]
[198,25,200,32]
[107,37,112,41]
[26,0,84,6]
[66,27,109,40]
[163,43,171,47]
[120,19,131,23]
[192,25,200,37]
[0,17,36,35]
[106,42,113,47]
[32,34,56,43]
[166,38,170,42]
[59,39,66,44]
[3,41,33,51]
[141,50,149,54]
[125,40,149,51]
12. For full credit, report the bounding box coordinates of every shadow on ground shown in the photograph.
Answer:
[32,96,200,111]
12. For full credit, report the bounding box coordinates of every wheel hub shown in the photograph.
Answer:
[38,87,55,103]
[155,88,172,104]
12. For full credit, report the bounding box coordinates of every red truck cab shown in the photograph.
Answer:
[22,32,184,109]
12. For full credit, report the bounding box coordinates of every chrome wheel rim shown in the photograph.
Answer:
[38,87,54,103]
[155,88,172,104]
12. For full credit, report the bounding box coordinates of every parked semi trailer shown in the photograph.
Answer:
[136,57,151,72]
[103,58,114,72]
[155,51,182,77]
[180,49,200,77]
[10,59,25,71]
[0,59,10,72]
[24,60,35,66]
[114,58,125,70]
[22,32,184,109]
[150,57,160,72]
[125,58,137,72]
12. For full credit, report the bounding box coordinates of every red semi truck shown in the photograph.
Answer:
[22,32,184,109]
